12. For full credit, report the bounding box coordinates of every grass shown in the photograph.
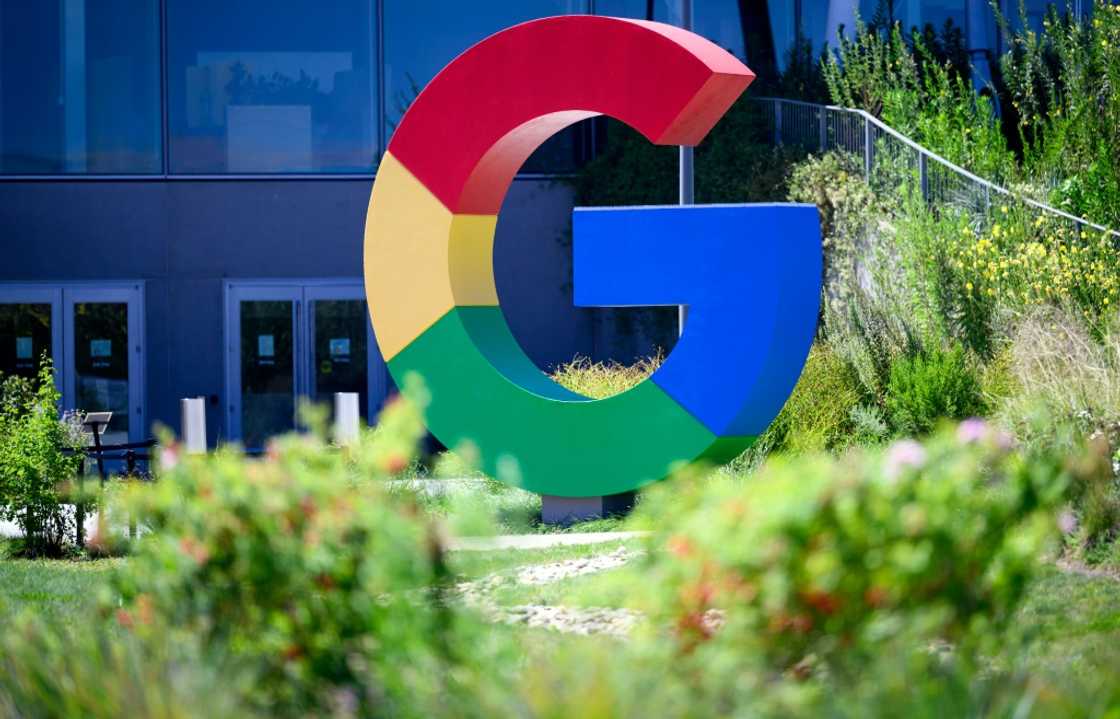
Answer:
[550,354,662,399]
[1007,567,1120,680]
[0,558,118,623]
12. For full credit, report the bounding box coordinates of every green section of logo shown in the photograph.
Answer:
[388,306,754,497]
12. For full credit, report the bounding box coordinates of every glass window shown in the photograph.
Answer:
[595,1,747,60]
[0,0,161,174]
[860,0,966,34]
[167,0,376,173]
[385,0,586,173]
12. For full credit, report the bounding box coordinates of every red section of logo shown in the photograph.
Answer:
[387,16,755,215]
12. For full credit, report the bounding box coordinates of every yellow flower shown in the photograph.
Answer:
[965,282,974,292]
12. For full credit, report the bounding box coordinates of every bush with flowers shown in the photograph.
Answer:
[635,419,1073,680]
[92,386,512,718]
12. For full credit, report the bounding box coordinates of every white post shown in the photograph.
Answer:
[334,392,361,445]
[180,397,207,454]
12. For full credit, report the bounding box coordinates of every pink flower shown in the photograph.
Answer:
[884,439,927,481]
[1058,509,1078,536]
[957,418,989,444]
[160,442,180,471]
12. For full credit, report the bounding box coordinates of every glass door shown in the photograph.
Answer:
[225,280,386,448]
[225,285,301,448]
[306,285,372,415]
[63,285,145,445]
[0,287,63,384]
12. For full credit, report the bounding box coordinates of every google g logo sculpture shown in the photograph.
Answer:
[364,16,821,497]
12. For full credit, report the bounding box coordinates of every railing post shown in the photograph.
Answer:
[918,153,929,202]
[818,106,827,152]
[863,115,872,180]
[773,99,782,146]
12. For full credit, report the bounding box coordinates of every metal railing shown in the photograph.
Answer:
[754,96,1119,238]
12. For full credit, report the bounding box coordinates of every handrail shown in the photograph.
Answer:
[753,96,1120,238]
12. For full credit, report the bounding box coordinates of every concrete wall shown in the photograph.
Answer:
[0,177,592,441]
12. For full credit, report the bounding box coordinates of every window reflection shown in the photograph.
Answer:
[860,0,967,35]
[168,0,376,173]
[594,1,748,60]
[0,0,161,173]
[385,0,586,173]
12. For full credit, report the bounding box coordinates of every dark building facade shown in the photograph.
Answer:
[0,0,1058,447]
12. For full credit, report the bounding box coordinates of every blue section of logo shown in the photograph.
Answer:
[572,204,823,436]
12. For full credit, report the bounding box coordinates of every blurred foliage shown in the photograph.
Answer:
[638,423,1069,679]
[90,389,511,718]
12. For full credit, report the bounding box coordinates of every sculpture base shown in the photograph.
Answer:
[541,492,636,525]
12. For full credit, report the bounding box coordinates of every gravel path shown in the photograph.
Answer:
[457,546,644,636]
[449,531,648,551]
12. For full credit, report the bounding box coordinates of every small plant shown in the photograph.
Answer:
[0,357,84,558]
[885,345,985,436]
[550,353,662,399]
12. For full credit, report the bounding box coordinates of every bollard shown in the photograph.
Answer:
[180,397,207,453]
[334,392,361,445]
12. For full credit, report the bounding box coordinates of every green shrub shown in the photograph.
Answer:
[102,394,510,718]
[636,421,1070,684]
[787,151,882,320]
[0,358,84,557]
[885,345,986,436]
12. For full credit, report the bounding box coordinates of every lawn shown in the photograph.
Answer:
[0,558,117,623]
